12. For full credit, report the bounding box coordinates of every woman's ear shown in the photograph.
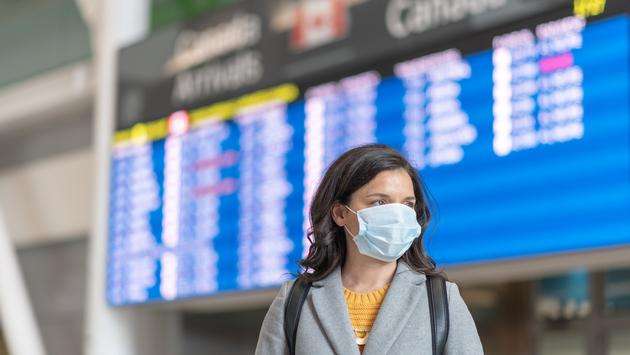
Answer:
[330,201,347,227]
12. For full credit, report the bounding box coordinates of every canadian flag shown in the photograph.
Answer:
[291,0,348,51]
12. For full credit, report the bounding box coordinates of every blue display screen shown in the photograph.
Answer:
[108,14,630,305]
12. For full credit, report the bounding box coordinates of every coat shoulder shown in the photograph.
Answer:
[282,278,296,291]
[442,281,485,354]
[444,280,463,308]
[254,278,297,354]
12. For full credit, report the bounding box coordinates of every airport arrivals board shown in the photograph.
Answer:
[108,1,630,305]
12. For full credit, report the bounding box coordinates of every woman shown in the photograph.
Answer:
[255,144,483,354]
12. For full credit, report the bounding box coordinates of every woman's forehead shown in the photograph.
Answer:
[357,169,414,196]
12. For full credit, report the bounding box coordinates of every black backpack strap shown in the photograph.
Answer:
[426,274,449,355]
[283,276,312,355]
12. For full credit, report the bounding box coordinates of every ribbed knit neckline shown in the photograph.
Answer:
[343,283,390,304]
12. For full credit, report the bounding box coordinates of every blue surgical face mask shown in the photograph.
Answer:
[343,203,422,262]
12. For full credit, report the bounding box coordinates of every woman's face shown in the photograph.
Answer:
[332,168,416,245]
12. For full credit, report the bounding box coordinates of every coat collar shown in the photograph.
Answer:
[309,260,426,355]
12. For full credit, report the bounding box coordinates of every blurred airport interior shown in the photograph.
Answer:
[1,0,630,354]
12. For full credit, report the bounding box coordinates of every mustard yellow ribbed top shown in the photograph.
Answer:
[343,283,390,352]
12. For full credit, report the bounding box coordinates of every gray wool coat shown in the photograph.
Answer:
[255,260,484,355]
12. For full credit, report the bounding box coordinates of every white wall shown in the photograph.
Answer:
[0,149,92,247]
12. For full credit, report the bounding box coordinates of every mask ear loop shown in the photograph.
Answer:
[343,205,358,238]
[344,204,357,214]
[343,225,356,238]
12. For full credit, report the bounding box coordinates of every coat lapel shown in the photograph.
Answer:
[309,261,426,355]
[362,261,426,355]
[310,265,361,355]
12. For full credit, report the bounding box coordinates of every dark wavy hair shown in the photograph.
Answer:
[299,143,443,283]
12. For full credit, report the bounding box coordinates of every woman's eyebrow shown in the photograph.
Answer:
[364,193,415,200]
[365,193,390,198]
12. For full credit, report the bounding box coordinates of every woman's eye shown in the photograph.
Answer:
[372,200,386,206]
[405,202,415,208]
